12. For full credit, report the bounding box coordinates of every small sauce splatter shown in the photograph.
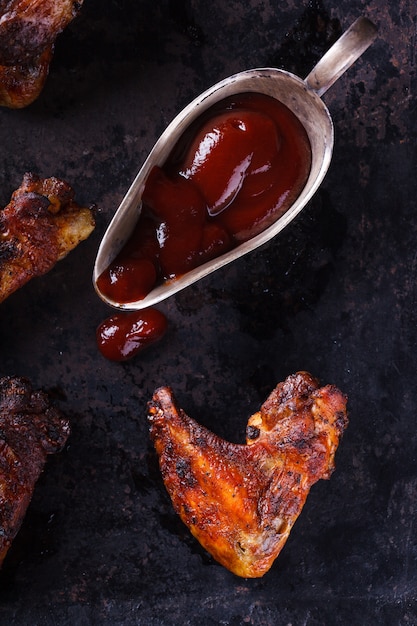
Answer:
[96,308,168,362]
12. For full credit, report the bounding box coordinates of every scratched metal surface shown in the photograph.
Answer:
[0,0,416,623]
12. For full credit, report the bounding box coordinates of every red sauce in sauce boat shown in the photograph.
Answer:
[93,18,376,361]
[94,17,376,312]
[97,92,312,304]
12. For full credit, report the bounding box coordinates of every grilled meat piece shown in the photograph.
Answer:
[0,0,84,108]
[0,47,53,109]
[0,376,70,566]
[148,371,348,578]
[0,172,95,304]
[0,0,83,65]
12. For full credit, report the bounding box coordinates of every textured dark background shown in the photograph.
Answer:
[0,0,416,624]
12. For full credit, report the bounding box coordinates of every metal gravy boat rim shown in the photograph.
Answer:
[93,17,377,311]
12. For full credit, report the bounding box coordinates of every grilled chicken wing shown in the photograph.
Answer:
[0,376,70,566]
[0,47,53,109]
[0,0,84,108]
[0,172,95,304]
[148,371,348,578]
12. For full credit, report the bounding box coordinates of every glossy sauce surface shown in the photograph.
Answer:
[97,92,312,304]
[96,309,168,361]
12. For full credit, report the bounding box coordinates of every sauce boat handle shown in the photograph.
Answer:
[304,16,377,97]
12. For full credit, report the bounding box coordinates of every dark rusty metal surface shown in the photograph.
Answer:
[0,0,416,623]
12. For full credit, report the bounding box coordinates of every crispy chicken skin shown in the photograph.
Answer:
[0,172,95,303]
[0,376,70,566]
[0,0,84,108]
[0,47,53,109]
[148,372,348,578]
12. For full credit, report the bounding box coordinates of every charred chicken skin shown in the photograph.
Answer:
[148,371,348,578]
[0,0,84,108]
[0,172,95,303]
[0,46,53,109]
[0,376,70,566]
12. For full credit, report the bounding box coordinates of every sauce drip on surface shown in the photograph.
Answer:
[97,92,312,305]
[96,309,168,361]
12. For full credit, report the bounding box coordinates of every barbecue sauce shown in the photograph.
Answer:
[96,309,168,361]
[96,92,311,361]
[97,92,312,305]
